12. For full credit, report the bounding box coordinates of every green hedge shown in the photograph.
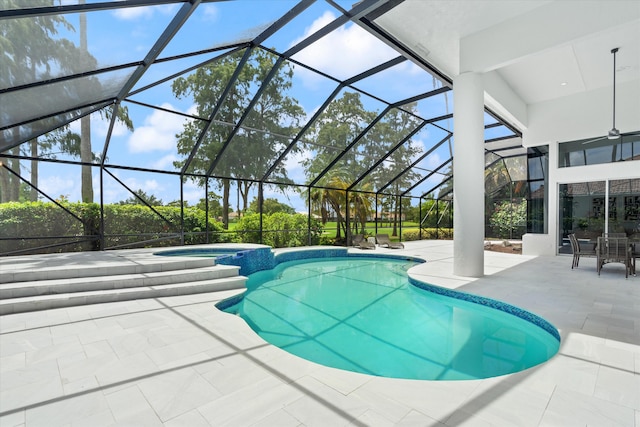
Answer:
[234,212,323,248]
[0,202,226,255]
[103,204,229,248]
[403,228,454,241]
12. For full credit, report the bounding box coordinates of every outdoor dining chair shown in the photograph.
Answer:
[568,233,596,269]
[596,235,633,278]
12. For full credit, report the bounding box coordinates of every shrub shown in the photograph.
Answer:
[234,212,323,248]
[103,204,227,248]
[0,201,98,254]
[402,230,421,241]
[489,199,527,239]
[409,228,453,240]
[232,213,262,244]
[319,235,337,246]
[0,202,226,255]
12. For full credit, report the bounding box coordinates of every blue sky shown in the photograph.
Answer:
[35,1,459,211]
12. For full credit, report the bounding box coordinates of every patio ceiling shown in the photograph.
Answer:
[372,0,640,138]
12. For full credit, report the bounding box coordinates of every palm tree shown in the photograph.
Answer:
[306,170,375,242]
[349,184,374,235]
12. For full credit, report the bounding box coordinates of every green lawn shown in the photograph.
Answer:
[225,219,420,242]
[320,221,419,240]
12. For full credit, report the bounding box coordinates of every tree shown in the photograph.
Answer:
[376,103,422,236]
[79,1,92,202]
[308,171,346,239]
[248,197,295,215]
[436,163,454,199]
[118,190,163,206]
[301,97,425,238]
[195,191,225,220]
[0,0,133,203]
[301,92,375,240]
[360,105,423,235]
[302,92,375,182]
[0,0,76,202]
[349,186,374,235]
[172,48,304,229]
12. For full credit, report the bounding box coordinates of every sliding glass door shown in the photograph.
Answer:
[558,178,640,254]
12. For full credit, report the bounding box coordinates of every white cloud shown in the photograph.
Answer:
[290,11,398,83]
[200,4,219,22]
[182,181,204,205]
[39,175,77,200]
[121,177,162,198]
[157,4,179,15]
[185,104,198,116]
[96,170,170,204]
[113,6,155,20]
[426,152,443,170]
[112,4,177,20]
[282,147,309,184]
[66,110,128,142]
[128,103,189,153]
[150,153,179,170]
[94,115,129,138]
[100,188,122,205]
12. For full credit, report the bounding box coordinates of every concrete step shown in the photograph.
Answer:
[0,256,216,284]
[0,276,247,315]
[0,265,240,299]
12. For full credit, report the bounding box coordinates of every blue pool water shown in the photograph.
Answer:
[219,256,560,381]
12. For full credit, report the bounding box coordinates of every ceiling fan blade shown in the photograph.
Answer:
[581,135,606,145]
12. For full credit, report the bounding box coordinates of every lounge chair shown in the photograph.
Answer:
[568,233,596,269]
[352,234,375,250]
[376,233,404,249]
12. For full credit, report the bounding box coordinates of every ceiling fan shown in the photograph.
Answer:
[582,47,621,145]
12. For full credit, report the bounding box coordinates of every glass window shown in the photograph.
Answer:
[559,134,640,167]
[526,146,548,234]
[558,181,606,254]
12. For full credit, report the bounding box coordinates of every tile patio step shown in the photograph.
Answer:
[0,276,247,315]
[0,265,240,299]
[0,256,216,284]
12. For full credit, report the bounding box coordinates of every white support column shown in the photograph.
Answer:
[453,72,485,277]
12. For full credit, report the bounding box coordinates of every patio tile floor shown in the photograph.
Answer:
[1,240,638,426]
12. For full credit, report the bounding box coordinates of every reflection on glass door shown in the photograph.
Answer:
[558,181,605,254]
[558,178,640,254]
[609,178,640,237]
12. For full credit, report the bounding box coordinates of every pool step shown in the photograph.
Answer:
[0,255,216,284]
[0,265,241,299]
[0,256,246,315]
[0,276,246,315]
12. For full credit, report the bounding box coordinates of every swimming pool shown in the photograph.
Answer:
[218,256,560,381]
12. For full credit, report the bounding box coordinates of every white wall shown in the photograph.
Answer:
[523,79,640,147]
[521,77,640,256]
[523,140,640,256]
